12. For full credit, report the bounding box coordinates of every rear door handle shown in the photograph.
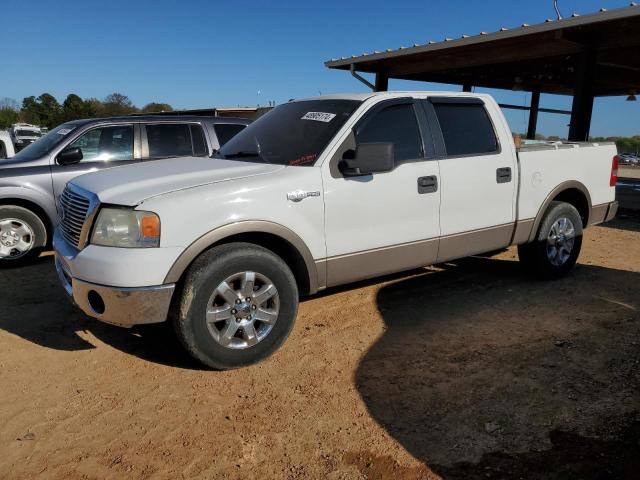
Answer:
[496,167,512,183]
[417,175,438,194]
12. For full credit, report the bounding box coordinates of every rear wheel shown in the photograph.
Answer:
[518,201,583,279]
[0,206,47,266]
[172,242,299,369]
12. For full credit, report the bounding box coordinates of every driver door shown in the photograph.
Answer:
[51,123,140,210]
[321,98,441,286]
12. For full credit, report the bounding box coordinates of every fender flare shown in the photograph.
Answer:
[527,180,592,243]
[163,220,320,294]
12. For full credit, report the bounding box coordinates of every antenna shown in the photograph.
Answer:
[553,0,563,20]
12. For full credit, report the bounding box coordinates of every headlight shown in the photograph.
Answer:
[91,208,160,248]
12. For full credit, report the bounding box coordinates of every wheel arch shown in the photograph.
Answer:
[164,221,320,295]
[528,181,592,243]
[0,197,52,247]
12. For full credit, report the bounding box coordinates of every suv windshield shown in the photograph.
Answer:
[13,123,79,161]
[16,130,41,137]
[216,100,361,166]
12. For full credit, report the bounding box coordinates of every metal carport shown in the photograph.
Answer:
[325,4,640,141]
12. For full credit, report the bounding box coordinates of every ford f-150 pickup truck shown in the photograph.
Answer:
[54,92,619,369]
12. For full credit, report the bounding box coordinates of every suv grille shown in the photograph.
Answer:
[59,187,91,248]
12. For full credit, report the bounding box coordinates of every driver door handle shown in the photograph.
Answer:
[417,175,438,194]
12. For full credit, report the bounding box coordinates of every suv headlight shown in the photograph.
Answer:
[91,208,160,248]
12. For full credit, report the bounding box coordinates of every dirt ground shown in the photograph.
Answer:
[1,212,639,479]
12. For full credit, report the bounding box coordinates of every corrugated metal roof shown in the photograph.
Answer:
[325,3,640,69]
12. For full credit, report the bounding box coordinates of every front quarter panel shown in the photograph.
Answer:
[0,159,56,227]
[138,165,326,273]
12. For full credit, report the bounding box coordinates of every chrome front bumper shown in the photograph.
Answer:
[55,255,175,328]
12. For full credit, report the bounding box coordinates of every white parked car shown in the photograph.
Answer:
[10,123,41,151]
[54,92,619,369]
[0,131,15,158]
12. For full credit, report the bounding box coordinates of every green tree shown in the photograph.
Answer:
[62,93,87,121]
[141,102,173,113]
[102,93,137,116]
[0,98,19,129]
[36,93,62,128]
[20,96,41,125]
[84,98,106,118]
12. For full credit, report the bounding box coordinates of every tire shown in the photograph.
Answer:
[172,242,299,370]
[518,201,583,279]
[0,205,47,266]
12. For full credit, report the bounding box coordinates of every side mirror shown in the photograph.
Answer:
[57,147,83,166]
[338,142,394,177]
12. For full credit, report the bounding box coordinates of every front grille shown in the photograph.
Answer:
[59,186,91,248]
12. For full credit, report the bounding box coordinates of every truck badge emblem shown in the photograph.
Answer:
[287,190,321,202]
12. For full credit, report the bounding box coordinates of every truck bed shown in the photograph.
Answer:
[516,141,618,223]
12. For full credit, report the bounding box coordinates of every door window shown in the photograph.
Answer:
[67,125,133,162]
[432,102,498,156]
[145,123,209,158]
[191,125,208,156]
[355,103,423,163]
[214,124,246,147]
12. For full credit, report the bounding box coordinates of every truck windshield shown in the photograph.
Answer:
[13,123,79,161]
[215,99,361,166]
[16,130,41,137]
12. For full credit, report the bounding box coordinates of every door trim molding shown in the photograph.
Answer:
[437,223,513,262]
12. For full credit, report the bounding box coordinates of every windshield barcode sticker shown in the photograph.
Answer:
[57,128,72,135]
[301,112,336,122]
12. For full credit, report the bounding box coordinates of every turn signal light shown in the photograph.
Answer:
[141,214,161,238]
[610,155,619,187]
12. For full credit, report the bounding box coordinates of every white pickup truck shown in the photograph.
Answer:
[54,92,618,369]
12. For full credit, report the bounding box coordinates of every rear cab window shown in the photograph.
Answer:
[431,99,499,156]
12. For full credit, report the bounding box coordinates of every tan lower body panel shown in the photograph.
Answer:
[437,223,514,263]
[320,223,518,288]
[512,218,535,245]
[590,202,618,225]
[322,238,439,288]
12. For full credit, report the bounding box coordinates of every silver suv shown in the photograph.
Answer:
[0,115,250,264]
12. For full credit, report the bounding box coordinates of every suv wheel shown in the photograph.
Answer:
[0,206,47,265]
[518,201,583,279]
[172,242,299,369]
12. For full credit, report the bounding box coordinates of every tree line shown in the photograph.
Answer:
[0,93,174,130]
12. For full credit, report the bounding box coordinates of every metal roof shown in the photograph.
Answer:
[325,3,640,96]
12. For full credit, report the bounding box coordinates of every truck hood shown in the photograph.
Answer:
[71,157,285,206]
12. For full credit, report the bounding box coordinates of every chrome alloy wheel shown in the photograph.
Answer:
[0,218,34,260]
[546,217,575,266]
[206,271,280,349]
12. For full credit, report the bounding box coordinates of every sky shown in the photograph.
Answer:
[1,0,638,138]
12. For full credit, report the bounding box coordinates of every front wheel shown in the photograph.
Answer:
[518,201,583,279]
[172,242,299,370]
[0,206,47,266]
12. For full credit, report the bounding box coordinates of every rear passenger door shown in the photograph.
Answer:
[424,97,517,261]
[141,123,209,160]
